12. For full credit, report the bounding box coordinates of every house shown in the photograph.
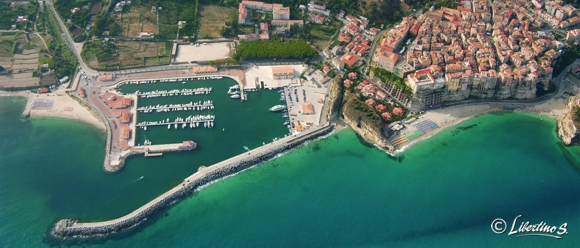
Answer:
[139,32,154,39]
[59,76,69,83]
[273,7,290,20]
[272,66,294,79]
[260,22,269,31]
[121,127,131,139]
[38,87,49,94]
[341,53,359,67]
[16,16,26,22]
[120,112,132,123]
[189,66,218,74]
[338,33,352,43]
[309,13,325,24]
[308,2,330,16]
[301,103,314,115]
[79,88,86,98]
[96,74,114,82]
[332,57,344,70]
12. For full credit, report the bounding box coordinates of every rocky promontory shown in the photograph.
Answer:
[557,96,580,145]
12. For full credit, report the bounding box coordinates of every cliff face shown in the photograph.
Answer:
[342,101,390,150]
[558,96,580,145]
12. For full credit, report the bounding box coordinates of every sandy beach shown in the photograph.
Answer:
[15,89,106,131]
[393,93,570,153]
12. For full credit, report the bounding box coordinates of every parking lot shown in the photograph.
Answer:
[174,42,231,62]
[243,64,306,89]
[283,84,327,132]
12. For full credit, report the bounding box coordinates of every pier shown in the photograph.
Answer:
[51,125,334,240]
[110,141,197,167]
[135,88,212,98]
[137,101,214,113]
[136,115,215,129]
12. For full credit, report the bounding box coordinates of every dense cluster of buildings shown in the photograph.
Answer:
[324,15,378,71]
[371,0,575,108]
[238,0,304,31]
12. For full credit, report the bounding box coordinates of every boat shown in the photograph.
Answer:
[182,123,187,128]
[230,85,240,89]
[144,126,147,130]
[283,120,290,125]
[243,146,249,151]
[168,124,171,129]
[282,113,288,118]
[269,105,287,112]
[174,123,178,129]
[230,94,240,99]
[196,122,199,127]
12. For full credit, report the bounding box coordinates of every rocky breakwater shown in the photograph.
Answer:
[558,96,580,145]
[50,125,334,241]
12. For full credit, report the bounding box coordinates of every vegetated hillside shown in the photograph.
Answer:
[236,39,318,59]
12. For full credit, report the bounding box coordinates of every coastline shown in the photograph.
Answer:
[391,96,569,154]
[28,92,105,132]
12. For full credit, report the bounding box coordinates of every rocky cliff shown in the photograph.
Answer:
[342,99,390,151]
[558,96,580,145]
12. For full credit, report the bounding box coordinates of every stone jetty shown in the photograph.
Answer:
[51,125,334,240]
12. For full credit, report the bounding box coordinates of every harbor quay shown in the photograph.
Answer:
[50,124,334,241]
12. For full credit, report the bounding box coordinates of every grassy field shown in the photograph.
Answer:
[82,40,172,70]
[310,20,342,50]
[0,40,13,57]
[198,5,236,38]
[112,5,158,37]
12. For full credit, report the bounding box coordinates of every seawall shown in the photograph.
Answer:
[51,124,334,240]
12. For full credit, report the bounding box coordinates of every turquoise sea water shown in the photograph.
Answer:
[1,96,580,247]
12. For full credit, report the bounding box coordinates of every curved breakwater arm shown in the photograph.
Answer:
[51,124,334,240]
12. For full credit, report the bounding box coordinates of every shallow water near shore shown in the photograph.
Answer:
[1,96,580,247]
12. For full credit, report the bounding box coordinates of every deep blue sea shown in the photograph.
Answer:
[1,96,580,247]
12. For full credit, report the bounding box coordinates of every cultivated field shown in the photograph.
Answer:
[86,40,172,70]
[112,5,158,37]
[198,5,236,38]
[12,49,39,70]
[0,72,37,89]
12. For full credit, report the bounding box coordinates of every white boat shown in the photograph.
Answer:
[144,126,147,130]
[243,146,249,151]
[230,85,240,89]
[174,123,178,129]
[182,123,187,128]
[196,122,199,127]
[210,121,214,128]
[230,94,240,99]
[168,124,170,129]
[269,105,287,112]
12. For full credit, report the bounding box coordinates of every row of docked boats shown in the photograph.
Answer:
[137,101,214,113]
[136,115,216,130]
[121,76,224,85]
[135,88,212,98]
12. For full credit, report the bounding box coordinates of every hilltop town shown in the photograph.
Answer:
[3,0,580,153]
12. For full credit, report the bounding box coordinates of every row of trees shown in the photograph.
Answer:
[46,2,77,79]
[371,67,412,95]
[236,39,318,59]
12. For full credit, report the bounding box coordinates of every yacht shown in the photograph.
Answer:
[174,123,178,129]
[283,120,290,125]
[182,123,187,128]
[269,105,287,112]
[167,124,171,129]
[196,122,200,127]
[243,146,250,151]
[230,94,240,99]
[144,126,147,130]
[282,113,289,118]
